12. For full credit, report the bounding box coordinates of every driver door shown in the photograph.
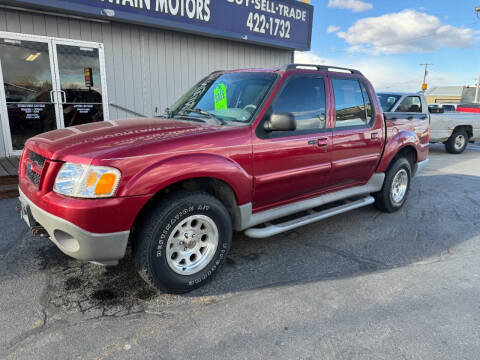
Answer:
[252,74,333,210]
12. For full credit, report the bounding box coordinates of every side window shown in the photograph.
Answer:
[332,79,367,128]
[272,76,326,131]
[396,96,422,113]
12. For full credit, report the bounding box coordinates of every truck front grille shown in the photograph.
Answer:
[29,151,46,167]
[25,150,46,188]
[26,169,41,186]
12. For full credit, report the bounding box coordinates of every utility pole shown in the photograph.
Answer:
[420,63,432,93]
[475,7,480,102]
[475,71,480,103]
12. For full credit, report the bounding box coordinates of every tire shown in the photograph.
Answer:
[374,157,411,213]
[133,191,232,293]
[445,129,468,154]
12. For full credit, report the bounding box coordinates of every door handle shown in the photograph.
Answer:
[59,90,67,104]
[371,132,381,141]
[317,137,328,152]
[49,90,55,103]
[317,138,328,146]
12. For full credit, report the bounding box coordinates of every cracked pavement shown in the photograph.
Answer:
[1,143,480,359]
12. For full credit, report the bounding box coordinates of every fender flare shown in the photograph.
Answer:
[376,130,419,173]
[118,153,253,204]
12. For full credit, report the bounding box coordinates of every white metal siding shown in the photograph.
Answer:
[0,8,292,123]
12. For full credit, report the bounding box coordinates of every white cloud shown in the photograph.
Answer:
[295,51,330,65]
[337,9,477,54]
[327,25,341,33]
[294,51,471,92]
[328,0,373,13]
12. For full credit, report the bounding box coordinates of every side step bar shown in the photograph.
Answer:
[244,196,375,238]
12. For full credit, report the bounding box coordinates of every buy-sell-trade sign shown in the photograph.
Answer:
[6,0,313,51]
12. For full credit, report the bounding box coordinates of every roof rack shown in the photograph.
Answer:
[284,64,363,75]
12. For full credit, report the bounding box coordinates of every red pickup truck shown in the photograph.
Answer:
[18,64,429,293]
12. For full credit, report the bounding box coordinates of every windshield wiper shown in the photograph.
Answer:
[182,108,227,125]
[173,115,208,123]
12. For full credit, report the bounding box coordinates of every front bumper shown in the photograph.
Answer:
[19,188,130,265]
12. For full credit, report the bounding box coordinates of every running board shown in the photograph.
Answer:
[244,196,375,238]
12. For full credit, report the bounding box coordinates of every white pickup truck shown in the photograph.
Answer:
[378,92,480,154]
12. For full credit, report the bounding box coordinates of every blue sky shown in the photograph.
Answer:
[295,0,480,91]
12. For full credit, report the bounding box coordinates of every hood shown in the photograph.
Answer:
[26,118,222,161]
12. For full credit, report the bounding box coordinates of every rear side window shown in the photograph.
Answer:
[396,96,422,113]
[272,76,326,131]
[360,83,373,123]
[332,79,367,128]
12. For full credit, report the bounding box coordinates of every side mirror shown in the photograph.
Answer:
[264,113,296,132]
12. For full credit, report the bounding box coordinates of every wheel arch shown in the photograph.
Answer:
[376,131,419,173]
[452,125,473,140]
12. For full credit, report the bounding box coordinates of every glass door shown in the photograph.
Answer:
[0,36,60,155]
[0,33,109,156]
[52,41,109,127]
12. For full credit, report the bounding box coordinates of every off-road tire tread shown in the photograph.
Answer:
[132,190,231,293]
[445,129,468,154]
[374,157,411,213]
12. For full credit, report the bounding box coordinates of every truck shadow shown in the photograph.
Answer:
[1,172,479,318]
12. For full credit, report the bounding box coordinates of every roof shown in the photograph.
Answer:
[425,86,464,97]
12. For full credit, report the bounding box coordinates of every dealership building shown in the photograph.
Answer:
[0,0,313,158]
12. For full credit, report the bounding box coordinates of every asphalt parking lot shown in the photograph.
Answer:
[1,143,480,360]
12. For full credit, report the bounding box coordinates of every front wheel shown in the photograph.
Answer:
[374,158,411,213]
[445,129,468,154]
[133,191,232,293]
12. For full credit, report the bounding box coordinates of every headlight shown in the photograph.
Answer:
[54,163,121,198]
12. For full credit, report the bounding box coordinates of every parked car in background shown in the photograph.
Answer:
[457,103,480,113]
[18,65,429,293]
[378,92,480,154]
[428,103,457,112]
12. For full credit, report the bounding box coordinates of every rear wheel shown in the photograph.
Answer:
[374,157,411,213]
[445,129,468,154]
[133,191,232,293]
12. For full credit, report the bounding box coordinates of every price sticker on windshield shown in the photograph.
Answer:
[214,83,228,110]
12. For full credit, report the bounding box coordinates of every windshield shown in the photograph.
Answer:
[169,72,278,124]
[377,93,402,112]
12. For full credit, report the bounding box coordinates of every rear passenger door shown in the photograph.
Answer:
[330,78,384,187]
[252,74,333,209]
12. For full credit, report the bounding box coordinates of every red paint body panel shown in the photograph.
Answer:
[376,116,429,173]
[19,67,429,234]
